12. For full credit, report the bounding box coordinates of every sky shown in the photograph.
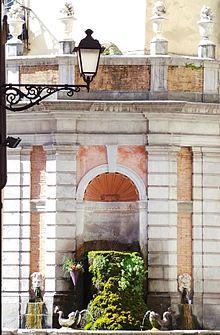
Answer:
[28,0,146,55]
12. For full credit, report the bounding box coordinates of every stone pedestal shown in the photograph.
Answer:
[6,40,23,56]
[198,41,215,59]
[150,38,168,55]
[59,40,75,54]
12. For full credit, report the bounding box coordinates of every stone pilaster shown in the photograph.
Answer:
[192,147,220,328]
[44,145,78,326]
[30,145,47,274]
[149,57,168,100]
[177,147,193,281]
[146,146,178,309]
[2,147,31,328]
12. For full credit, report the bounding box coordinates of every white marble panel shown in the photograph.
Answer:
[56,185,76,198]
[3,200,20,212]
[55,225,76,239]
[148,252,177,266]
[148,212,177,226]
[2,297,19,328]
[56,159,76,172]
[148,199,177,212]
[56,172,76,184]
[46,185,56,198]
[46,199,56,212]
[55,239,76,252]
[56,212,76,225]
[203,213,220,226]
[2,279,19,291]
[56,200,76,212]
[148,186,169,199]
[204,175,220,187]
[3,213,20,225]
[204,254,220,267]
[204,281,220,293]
[46,160,56,172]
[2,265,19,277]
[148,239,177,252]
[204,227,220,239]
[203,241,220,252]
[148,226,177,239]
[203,188,220,200]
[204,267,220,279]
[46,172,56,185]
[2,239,19,252]
[148,279,177,292]
[3,226,20,239]
[148,173,177,186]
[203,200,220,213]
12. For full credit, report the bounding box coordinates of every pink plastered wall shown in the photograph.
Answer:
[77,145,147,186]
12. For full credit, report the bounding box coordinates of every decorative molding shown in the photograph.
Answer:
[76,164,147,201]
[106,145,118,172]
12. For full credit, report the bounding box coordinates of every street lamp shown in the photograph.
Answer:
[1,28,104,112]
[0,5,104,222]
[74,28,104,87]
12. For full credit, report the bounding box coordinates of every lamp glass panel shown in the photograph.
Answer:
[79,49,100,77]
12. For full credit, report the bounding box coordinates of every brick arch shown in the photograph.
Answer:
[84,172,139,202]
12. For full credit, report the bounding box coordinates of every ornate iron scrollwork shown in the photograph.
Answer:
[0,83,89,112]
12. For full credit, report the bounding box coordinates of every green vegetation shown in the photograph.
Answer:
[85,250,147,330]
[185,63,203,70]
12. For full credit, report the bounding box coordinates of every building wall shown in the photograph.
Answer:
[2,97,220,329]
[9,0,220,58]
[145,0,220,58]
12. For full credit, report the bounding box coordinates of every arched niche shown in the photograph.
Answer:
[76,165,147,259]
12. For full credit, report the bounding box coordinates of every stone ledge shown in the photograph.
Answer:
[3,330,220,335]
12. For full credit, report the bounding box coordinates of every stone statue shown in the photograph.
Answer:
[178,273,192,303]
[60,2,74,17]
[31,272,44,301]
[152,1,166,17]
[200,5,213,21]
[8,4,24,20]
[142,307,174,330]
[55,307,88,328]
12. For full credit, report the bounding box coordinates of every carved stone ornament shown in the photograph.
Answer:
[31,272,45,291]
[200,5,213,21]
[177,273,192,293]
[198,6,214,41]
[152,1,166,18]
[151,1,167,41]
[60,2,74,17]
[7,4,24,42]
[58,2,75,41]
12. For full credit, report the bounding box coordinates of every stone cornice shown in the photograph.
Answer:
[8,100,219,116]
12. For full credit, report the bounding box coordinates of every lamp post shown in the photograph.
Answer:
[0,1,104,244]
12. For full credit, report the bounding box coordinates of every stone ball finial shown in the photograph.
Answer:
[200,5,213,21]
[152,1,166,17]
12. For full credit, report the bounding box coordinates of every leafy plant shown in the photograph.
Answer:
[61,256,84,276]
[86,251,147,330]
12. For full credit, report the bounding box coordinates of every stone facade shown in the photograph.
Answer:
[2,55,220,328]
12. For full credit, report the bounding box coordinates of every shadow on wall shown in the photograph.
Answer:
[27,7,59,54]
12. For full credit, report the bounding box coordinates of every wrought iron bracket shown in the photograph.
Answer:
[0,83,89,112]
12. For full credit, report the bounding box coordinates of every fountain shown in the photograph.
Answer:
[141,307,174,331]
[175,273,201,330]
[22,272,48,328]
[55,307,91,329]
